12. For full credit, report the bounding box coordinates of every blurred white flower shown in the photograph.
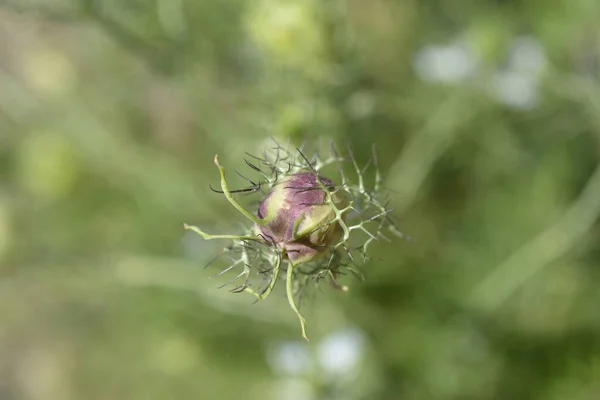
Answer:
[508,36,547,77]
[490,36,548,110]
[413,42,478,84]
[490,70,539,110]
[413,34,547,110]
[266,341,311,376]
[489,35,546,110]
[317,328,365,376]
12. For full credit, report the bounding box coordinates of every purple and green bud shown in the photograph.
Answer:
[184,143,402,340]
[256,171,350,264]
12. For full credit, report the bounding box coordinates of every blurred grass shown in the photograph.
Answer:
[2,0,600,399]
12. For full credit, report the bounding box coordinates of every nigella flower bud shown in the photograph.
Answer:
[255,171,350,264]
[184,143,403,341]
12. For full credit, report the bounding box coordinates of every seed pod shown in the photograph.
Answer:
[255,171,350,264]
[183,143,403,341]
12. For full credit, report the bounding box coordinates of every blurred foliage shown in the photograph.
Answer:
[1,0,600,399]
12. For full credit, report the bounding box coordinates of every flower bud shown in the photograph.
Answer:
[256,171,349,264]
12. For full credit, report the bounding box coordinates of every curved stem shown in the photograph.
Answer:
[214,154,267,226]
[183,223,261,241]
[286,260,308,341]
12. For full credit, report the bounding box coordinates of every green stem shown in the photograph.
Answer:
[183,224,261,241]
[214,154,267,226]
[286,260,308,341]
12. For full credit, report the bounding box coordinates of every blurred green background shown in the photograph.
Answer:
[2,0,600,399]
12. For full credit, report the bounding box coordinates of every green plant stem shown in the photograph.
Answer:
[214,154,267,226]
[286,260,308,341]
[183,224,261,241]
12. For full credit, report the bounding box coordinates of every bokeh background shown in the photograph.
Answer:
[2,0,600,399]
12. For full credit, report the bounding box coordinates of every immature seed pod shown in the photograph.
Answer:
[255,171,350,264]
[183,142,403,340]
